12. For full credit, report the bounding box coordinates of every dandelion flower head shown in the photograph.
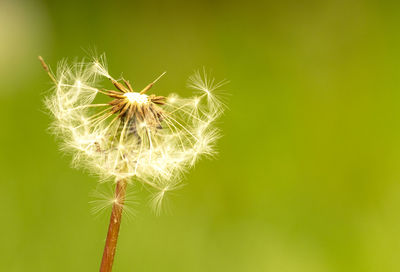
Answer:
[45,55,226,210]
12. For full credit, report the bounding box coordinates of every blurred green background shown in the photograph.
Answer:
[2,0,400,271]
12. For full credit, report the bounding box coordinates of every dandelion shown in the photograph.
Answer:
[39,54,226,271]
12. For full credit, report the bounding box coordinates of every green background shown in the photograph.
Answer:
[2,0,400,271]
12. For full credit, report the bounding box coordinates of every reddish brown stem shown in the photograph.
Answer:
[100,179,127,272]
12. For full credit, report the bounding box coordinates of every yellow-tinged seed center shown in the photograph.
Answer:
[124,92,148,104]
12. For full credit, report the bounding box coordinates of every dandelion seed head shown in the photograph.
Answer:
[45,55,226,212]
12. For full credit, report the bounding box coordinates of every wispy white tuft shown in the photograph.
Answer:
[45,55,226,213]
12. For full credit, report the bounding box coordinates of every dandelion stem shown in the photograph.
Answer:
[100,179,127,272]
